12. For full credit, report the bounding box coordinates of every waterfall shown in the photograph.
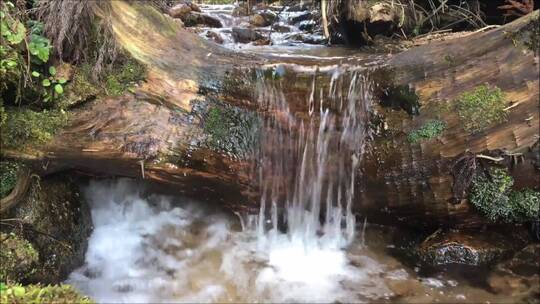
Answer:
[252,65,374,251]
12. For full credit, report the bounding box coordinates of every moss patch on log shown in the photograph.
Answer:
[0,283,92,304]
[0,161,21,198]
[470,167,540,223]
[201,103,260,158]
[0,232,39,283]
[456,85,507,134]
[407,120,446,143]
[0,108,68,150]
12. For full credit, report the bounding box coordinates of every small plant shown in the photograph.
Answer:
[407,120,446,143]
[456,85,507,133]
[469,167,540,223]
[0,283,93,304]
[31,66,66,102]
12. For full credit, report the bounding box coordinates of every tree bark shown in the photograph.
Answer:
[4,2,538,229]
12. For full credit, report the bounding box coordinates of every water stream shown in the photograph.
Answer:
[65,4,534,303]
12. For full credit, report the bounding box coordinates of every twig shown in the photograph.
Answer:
[475,154,504,162]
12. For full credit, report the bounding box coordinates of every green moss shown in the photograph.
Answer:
[0,283,93,303]
[0,233,39,283]
[0,108,68,149]
[470,167,540,223]
[456,85,507,133]
[0,161,21,198]
[407,120,446,143]
[105,58,146,96]
[202,104,260,158]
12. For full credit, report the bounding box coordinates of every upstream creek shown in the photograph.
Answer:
[64,3,537,304]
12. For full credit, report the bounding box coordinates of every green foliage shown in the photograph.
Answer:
[456,85,507,133]
[470,167,540,223]
[0,283,93,304]
[0,108,68,149]
[0,161,21,198]
[203,104,261,157]
[407,120,446,143]
[0,232,39,283]
[104,59,146,96]
[32,65,66,102]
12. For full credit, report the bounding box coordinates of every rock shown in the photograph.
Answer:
[169,3,192,19]
[298,20,316,32]
[183,12,222,28]
[272,24,291,33]
[253,38,271,46]
[413,229,521,267]
[188,1,201,13]
[206,31,224,44]
[488,244,540,296]
[5,175,93,284]
[232,27,264,43]
[290,12,312,24]
[286,2,310,12]
[249,11,277,27]
[0,232,39,283]
[232,3,248,17]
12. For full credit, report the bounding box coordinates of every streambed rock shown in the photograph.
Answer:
[232,27,264,43]
[412,230,524,267]
[2,174,92,284]
[488,244,540,297]
[249,11,277,27]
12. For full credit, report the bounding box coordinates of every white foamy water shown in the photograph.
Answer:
[67,179,394,303]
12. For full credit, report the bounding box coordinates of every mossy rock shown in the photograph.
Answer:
[0,233,39,283]
[0,283,93,304]
[6,174,93,284]
[413,229,522,267]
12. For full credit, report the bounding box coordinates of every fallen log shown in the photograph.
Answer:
[3,2,538,229]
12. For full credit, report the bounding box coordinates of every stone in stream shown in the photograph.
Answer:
[249,11,277,27]
[273,24,291,33]
[232,27,264,43]
[488,244,540,297]
[412,229,526,267]
[183,12,222,28]
[290,12,312,24]
[169,3,192,19]
[206,30,224,44]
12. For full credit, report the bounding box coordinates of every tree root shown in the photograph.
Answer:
[0,168,32,215]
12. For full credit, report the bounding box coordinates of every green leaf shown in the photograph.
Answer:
[6,21,26,45]
[54,84,63,94]
[28,34,51,63]
[58,78,67,84]
[13,286,25,297]
[6,60,17,67]
[32,71,40,77]
[42,79,51,87]
[48,66,56,76]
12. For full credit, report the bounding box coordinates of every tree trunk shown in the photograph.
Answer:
[4,2,538,229]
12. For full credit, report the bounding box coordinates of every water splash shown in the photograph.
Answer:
[252,65,374,250]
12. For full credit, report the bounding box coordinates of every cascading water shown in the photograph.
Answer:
[66,66,505,303]
[251,64,374,248]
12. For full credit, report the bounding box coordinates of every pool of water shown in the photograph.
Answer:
[67,179,529,303]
